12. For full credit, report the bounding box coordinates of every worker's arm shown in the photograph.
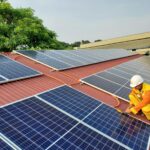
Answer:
[130,91,150,114]
[125,93,137,113]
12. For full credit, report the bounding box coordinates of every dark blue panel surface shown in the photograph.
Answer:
[82,56,150,102]
[40,50,83,66]
[0,55,12,63]
[97,71,128,85]
[38,85,101,120]
[17,49,135,70]
[0,76,6,82]
[115,87,131,100]
[107,68,133,79]
[17,50,72,70]
[0,55,41,84]
[84,104,150,150]
[48,124,126,150]
[0,61,40,79]
[0,97,77,150]
[82,75,121,93]
[0,139,13,150]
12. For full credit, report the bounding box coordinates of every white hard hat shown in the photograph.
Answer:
[130,75,144,88]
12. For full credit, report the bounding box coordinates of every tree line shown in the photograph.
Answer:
[0,0,102,51]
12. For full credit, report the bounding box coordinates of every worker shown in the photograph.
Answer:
[126,75,150,120]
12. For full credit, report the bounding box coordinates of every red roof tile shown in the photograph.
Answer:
[1,52,149,124]
[0,75,62,106]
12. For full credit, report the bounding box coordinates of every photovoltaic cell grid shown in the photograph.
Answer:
[0,97,78,150]
[1,86,149,150]
[0,86,126,150]
[48,124,126,150]
[0,55,41,84]
[0,138,13,150]
[16,49,136,70]
[38,85,101,120]
[83,104,150,150]
[81,56,150,101]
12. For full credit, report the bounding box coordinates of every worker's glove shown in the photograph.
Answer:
[125,108,131,113]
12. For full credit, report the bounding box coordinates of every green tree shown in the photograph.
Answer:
[71,41,81,48]
[0,0,71,51]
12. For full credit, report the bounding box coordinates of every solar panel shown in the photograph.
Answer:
[48,124,127,150]
[0,55,12,63]
[83,104,150,150]
[0,97,78,150]
[0,55,42,84]
[81,56,150,101]
[0,76,5,82]
[1,85,149,150]
[41,50,86,66]
[16,49,136,70]
[15,50,73,70]
[38,85,101,120]
[0,138,13,150]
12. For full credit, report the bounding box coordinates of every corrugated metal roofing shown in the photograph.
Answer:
[0,75,62,106]
[0,52,149,124]
[80,32,150,49]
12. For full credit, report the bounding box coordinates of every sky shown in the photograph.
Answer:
[9,0,150,43]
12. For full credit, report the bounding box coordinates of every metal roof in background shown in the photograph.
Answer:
[80,32,150,50]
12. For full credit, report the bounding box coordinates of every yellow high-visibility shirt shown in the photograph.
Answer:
[129,83,150,114]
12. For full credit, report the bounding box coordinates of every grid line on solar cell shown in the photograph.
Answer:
[16,49,135,70]
[15,50,73,70]
[96,71,129,86]
[2,85,147,150]
[62,50,102,63]
[116,65,150,82]
[0,97,78,150]
[48,124,127,150]
[37,86,132,149]
[81,56,150,101]
[38,50,75,67]
[83,104,150,150]
[40,50,86,66]
[38,85,101,120]
[0,55,12,64]
[82,75,121,93]
[0,138,14,150]
[95,73,130,90]
[0,55,41,84]
[0,133,22,150]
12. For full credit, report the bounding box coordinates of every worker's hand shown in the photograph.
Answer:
[125,108,131,113]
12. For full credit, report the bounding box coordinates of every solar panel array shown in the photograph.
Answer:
[1,86,149,150]
[38,85,100,120]
[16,49,136,70]
[81,56,150,101]
[84,104,150,150]
[0,55,42,84]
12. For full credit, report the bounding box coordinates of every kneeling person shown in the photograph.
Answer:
[126,75,150,120]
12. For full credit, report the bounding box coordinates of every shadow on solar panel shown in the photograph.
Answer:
[0,54,42,84]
